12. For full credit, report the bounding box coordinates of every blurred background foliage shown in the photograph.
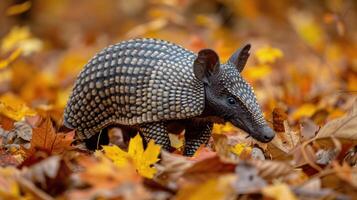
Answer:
[0,0,356,126]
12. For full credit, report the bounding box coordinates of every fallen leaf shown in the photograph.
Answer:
[315,101,357,141]
[269,121,300,156]
[27,117,74,155]
[255,46,283,64]
[230,143,252,157]
[0,93,36,121]
[234,162,267,194]
[21,155,71,196]
[1,26,42,55]
[332,161,357,188]
[0,167,22,200]
[244,64,272,80]
[292,104,317,120]
[78,154,137,188]
[273,107,288,132]
[0,150,19,167]
[155,151,193,185]
[289,10,325,49]
[103,134,161,178]
[0,48,22,70]
[6,1,32,16]
[252,159,294,179]
[212,122,237,134]
[176,178,225,200]
[262,183,298,200]
[183,155,235,183]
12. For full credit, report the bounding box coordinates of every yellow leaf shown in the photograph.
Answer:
[0,48,22,70]
[289,11,324,49]
[0,167,22,200]
[212,122,236,134]
[292,104,317,120]
[1,26,42,55]
[169,133,184,149]
[255,46,283,64]
[0,93,36,121]
[244,64,272,80]
[128,133,145,158]
[101,146,129,167]
[176,179,225,200]
[103,134,161,178]
[6,1,32,16]
[54,88,71,109]
[262,183,297,200]
[230,143,252,156]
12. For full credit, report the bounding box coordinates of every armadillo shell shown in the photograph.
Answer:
[64,38,205,139]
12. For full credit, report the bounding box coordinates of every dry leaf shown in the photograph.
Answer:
[22,156,61,188]
[0,48,22,70]
[262,183,298,200]
[176,178,226,200]
[0,93,36,121]
[315,101,357,141]
[27,118,74,155]
[255,46,283,64]
[273,107,288,132]
[103,134,161,178]
[1,26,42,55]
[230,143,252,157]
[183,155,235,183]
[6,1,32,16]
[0,167,22,200]
[234,162,267,194]
[155,151,193,185]
[252,159,294,179]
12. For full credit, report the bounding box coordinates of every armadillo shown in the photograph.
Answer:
[63,38,275,156]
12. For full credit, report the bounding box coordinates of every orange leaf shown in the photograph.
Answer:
[27,118,73,155]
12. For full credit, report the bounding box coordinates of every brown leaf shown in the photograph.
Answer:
[234,162,267,194]
[0,149,19,167]
[332,161,357,188]
[155,151,193,186]
[300,118,319,140]
[315,101,357,141]
[251,159,295,179]
[268,121,301,160]
[183,155,236,183]
[273,107,288,132]
[0,115,15,130]
[27,117,74,155]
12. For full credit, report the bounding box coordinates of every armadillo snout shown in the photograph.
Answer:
[258,125,275,142]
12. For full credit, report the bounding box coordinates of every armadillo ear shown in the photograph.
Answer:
[193,49,220,83]
[228,44,251,72]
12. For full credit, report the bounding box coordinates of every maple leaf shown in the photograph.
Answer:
[101,145,128,168]
[27,117,74,155]
[230,143,252,156]
[212,122,237,134]
[0,93,36,121]
[103,134,161,179]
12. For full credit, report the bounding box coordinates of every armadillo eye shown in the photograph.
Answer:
[227,97,236,105]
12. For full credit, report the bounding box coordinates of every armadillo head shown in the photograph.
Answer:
[193,44,275,142]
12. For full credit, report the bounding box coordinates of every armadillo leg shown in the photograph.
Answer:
[139,122,171,151]
[184,122,213,156]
